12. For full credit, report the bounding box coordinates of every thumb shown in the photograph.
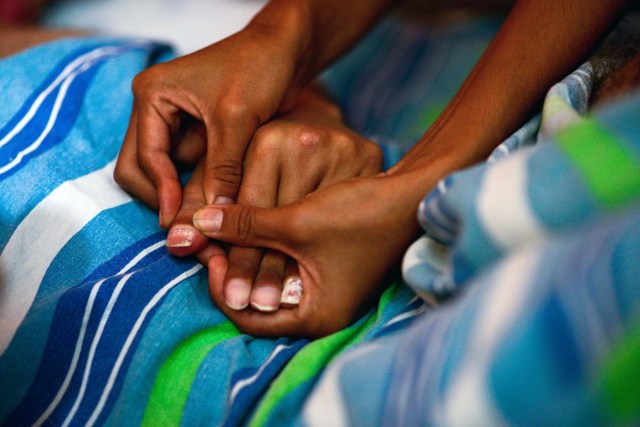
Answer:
[192,203,298,254]
[202,122,256,205]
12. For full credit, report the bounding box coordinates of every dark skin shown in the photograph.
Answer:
[187,0,628,337]
[2,0,627,337]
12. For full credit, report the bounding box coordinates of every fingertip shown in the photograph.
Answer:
[250,285,281,312]
[158,178,182,228]
[225,278,251,311]
[167,225,209,256]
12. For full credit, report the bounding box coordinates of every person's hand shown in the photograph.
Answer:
[192,172,429,338]
[219,86,383,313]
[165,85,384,316]
[114,24,307,227]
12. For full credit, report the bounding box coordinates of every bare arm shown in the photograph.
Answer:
[191,0,631,337]
[249,0,396,90]
[393,0,628,184]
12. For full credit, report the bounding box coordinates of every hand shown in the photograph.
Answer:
[219,85,384,313]
[114,24,307,227]
[192,172,427,338]
[166,85,384,316]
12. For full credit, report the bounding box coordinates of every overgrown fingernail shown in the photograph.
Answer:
[166,225,196,247]
[280,277,303,306]
[214,196,235,205]
[193,208,223,233]
[225,278,251,310]
[251,286,281,312]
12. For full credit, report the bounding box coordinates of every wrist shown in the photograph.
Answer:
[247,0,314,86]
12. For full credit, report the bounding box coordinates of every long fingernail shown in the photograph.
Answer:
[166,225,196,247]
[226,278,251,310]
[214,196,235,205]
[281,277,303,306]
[251,286,281,312]
[193,208,223,233]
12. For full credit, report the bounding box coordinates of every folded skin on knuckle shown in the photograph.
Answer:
[235,208,255,242]
[208,159,243,188]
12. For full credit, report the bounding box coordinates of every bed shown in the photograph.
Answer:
[1,4,639,426]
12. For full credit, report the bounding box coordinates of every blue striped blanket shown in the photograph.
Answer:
[2,14,640,427]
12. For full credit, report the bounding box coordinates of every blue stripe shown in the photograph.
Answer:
[0,43,151,181]
[5,235,200,426]
[223,339,308,427]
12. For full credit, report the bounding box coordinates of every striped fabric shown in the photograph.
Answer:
[0,37,422,427]
[304,57,640,427]
[2,14,489,425]
[3,12,640,427]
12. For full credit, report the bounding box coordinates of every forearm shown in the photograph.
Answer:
[391,0,628,193]
[247,0,395,88]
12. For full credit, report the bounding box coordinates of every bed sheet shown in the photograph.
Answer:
[1,13,640,427]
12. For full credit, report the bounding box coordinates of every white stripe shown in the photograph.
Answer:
[0,60,97,175]
[33,239,165,427]
[444,247,540,427]
[118,240,166,275]
[85,264,203,427]
[32,280,105,427]
[0,160,131,355]
[0,46,126,150]
[229,343,294,403]
[61,273,133,427]
[382,304,428,329]
[477,152,548,250]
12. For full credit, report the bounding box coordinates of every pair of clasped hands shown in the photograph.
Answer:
[114,27,423,338]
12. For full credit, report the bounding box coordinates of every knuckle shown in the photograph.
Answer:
[235,208,255,242]
[252,126,283,153]
[208,159,243,188]
[113,162,134,189]
[296,126,326,148]
[131,65,175,100]
[285,206,310,240]
[218,95,252,123]
[365,143,384,171]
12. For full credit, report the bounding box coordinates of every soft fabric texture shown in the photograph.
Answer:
[2,13,640,427]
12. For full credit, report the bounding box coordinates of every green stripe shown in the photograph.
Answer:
[600,325,640,423]
[142,321,240,426]
[556,119,640,208]
[248,283,399,427]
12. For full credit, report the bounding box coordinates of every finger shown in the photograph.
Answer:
[250,251,288,312]
[166,160,210,256]
[195,242,227,266]
[192,202,301,254]
[202,116,259,205]
[357,140,384,177]
[224,247,263,310]
[136,99,183,227]
[171,121,207,165]
[222,135,281,310]
[208,261,307,336]
[114,108,158,209]
[280,261,303,308]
